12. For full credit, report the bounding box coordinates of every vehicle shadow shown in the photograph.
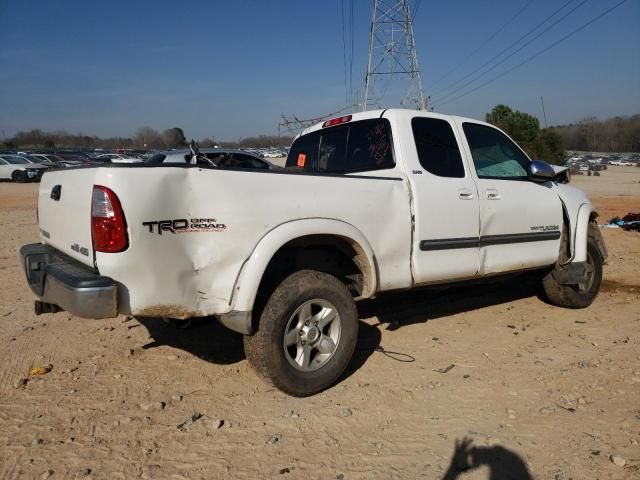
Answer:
[134,274,542,385]
[441,437,533,480]
[135,316,382,379]
[357,273,544,331]
[136,316,246,364]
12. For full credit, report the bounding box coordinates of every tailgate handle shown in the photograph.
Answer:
[50,185,62,201]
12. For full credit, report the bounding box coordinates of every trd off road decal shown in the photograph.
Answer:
[142,218,226,235]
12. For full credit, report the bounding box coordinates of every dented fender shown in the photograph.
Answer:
[230,218,378,313]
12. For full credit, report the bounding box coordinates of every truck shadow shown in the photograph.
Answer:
[357,273,543,331]
[135,273,541,381]
[135,316,381,380]
[137,317,246,364]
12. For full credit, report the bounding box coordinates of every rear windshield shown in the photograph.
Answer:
[286,118,394,173]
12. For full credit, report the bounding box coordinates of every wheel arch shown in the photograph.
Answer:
[230,218,378,313]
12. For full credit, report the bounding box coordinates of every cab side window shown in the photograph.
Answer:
[462,123,529,179]
[346,120,394,172]
[412,117,465,178]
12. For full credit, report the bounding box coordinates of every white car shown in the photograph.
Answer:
[21,109,607,396]
[0,154,48,182]
[95,153,142,164]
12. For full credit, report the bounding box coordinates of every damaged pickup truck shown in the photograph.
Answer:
[21,109,607,396]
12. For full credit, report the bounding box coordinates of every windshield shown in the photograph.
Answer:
[1,155,29,165]
[26,155,46,163]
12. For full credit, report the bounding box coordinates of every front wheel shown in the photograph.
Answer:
[12,170,27,183]
[542,234,603,308]
[244,270,358,397]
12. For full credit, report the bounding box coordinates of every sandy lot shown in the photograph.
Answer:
[1,168,639,479]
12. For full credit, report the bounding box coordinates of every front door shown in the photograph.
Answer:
[404,114,480,284]
[457,121,563,275]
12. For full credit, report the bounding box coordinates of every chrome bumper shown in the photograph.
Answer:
[20,243,118,319]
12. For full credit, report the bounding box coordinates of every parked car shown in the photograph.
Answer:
[146,148,282,170]
[21,109,606,396]
[95,153,142,164]
[0,154,48,182]
[20,154,51,165]
[27,153,81,168]
[55,153,92,164]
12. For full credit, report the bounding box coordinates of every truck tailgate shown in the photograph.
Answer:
[38,168,98,267]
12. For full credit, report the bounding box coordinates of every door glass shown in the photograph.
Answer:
[318,126,347,172]
[462,123,529,179]
[412,117,465,178]
[346,119,394,172]
[286,131,320,171]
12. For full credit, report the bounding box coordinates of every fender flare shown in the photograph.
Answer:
[229,218,378,312]
[566,203,594,264]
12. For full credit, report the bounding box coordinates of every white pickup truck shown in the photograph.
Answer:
[21,109,607,396]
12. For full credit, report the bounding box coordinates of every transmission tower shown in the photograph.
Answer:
[363,0,426,111]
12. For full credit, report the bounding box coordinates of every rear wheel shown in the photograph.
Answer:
[12,171,27,183]
[543,234,603,308]
[244,270,358,397]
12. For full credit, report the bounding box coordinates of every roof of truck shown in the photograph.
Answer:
[298,108,491,138]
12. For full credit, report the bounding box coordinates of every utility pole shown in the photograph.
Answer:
[540,96,548,128]
[363,0,426,111]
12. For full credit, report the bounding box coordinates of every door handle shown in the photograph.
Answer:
[458,189,474,200]
[486,189,500,200]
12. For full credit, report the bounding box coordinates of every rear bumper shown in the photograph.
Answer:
[20,243,118,319]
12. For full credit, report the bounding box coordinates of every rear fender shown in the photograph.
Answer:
[230,218,378,312]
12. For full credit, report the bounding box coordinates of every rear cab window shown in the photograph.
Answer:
[286,118,394,174]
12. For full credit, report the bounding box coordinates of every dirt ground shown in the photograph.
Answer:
[0,168,639,480]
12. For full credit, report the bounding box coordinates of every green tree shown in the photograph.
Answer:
[535,128,564,165]
[486,104,564,165]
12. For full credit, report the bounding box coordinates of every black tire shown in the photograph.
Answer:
[12,170,27,183]
[542,234,603,308]
[244,269,358,397]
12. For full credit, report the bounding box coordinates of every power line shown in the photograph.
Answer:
[429,0,575,99]
[432,0,630,109]
[341,0,348,107]
[413,0,423,18]
[429,0,535,90]
[431,0,590,104]
[350,0,354,106]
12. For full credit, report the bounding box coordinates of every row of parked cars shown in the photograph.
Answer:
[0,147,286,183]
[0,150,150,183]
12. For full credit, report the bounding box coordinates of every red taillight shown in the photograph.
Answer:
[322,115,352,128]
[91,185,128,253]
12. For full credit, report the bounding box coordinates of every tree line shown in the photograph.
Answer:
[485,105,639,165]
[3,111,638,156]
[2,127,293,150]
[551,115,640,153]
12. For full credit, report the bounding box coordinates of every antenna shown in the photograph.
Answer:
[540,96,548,128]
[363,0,426,111]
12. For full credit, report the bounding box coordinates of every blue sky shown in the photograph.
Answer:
[0,0,638,141]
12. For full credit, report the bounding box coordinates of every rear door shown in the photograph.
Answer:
[457,121,563,275]
[404,115,481,283]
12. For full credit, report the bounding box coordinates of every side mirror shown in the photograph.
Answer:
[528,160,556,182]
